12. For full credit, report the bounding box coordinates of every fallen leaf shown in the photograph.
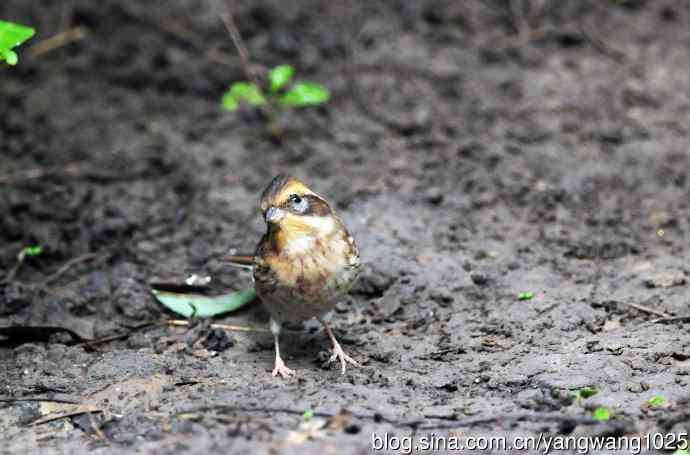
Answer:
[152,288,256,318]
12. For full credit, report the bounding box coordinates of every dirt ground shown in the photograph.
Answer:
[1,0,690,453]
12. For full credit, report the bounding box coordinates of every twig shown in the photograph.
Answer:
[167,319,270,333]
[0,397,80,404]
[78,333,131,347]
[2,251,108,290]
[29,26,88,57]
[88,411,109,443]
[0,163,85,185]
[0,163,154,185]
[509,0,531,43]
[77,322,157,348]
[220,11,277,122]
[579,18,626,64]
[2,249,29,284]
[31,406,102,426]
[651,315,690,324]
[619,301,670,318]
[43,253,102,286]
[220,12,260,90]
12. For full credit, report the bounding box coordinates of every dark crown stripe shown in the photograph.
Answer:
[260,174,292,206]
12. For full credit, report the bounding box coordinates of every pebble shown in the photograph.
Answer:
[644,271,686,288]
[470,270,489,286]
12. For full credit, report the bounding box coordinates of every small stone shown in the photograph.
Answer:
[429,290,454,306]
[437,381,459,392]
[602,319,621,332]
[424,187,444,205]
[586,340,603,353]
[606,343,624,355]
[644,271,686,288]
[470,270,489,286]
[353,266,393,298]
[202,329,235,352]
[334,301,349,313]
[371,350,394,363]
[626,382,644,393]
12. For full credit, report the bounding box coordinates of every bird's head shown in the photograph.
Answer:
[259,175,338,251]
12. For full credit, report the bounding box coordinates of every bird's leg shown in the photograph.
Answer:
[319,318,359,374]
[270,318,295,378]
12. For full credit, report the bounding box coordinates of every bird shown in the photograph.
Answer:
[223,175,361,377]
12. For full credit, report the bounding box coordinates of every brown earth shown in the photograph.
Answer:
[1,0,690,453]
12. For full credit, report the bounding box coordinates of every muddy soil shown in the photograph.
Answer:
[1,0,690,453]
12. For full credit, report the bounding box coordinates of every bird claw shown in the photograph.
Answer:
[272,358,295,378]
[327,344,359,374]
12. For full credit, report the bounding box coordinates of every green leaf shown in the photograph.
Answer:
[0,20,36,65]
[2,49,18,65]
[517,291,534,301]
[269,65,294,93]
[152,288,256,318]
[22,245,43,257]
[221,91,239,111]
[647,395,667,408]
[230,82,266,104]
[279,82,330,107]
[672,449,690,455]
[575,387,599,400]
[592,407,611,421]
[221,82,267,111]
[302,409,314,421]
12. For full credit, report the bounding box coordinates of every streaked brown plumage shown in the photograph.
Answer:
[226,175,361,377]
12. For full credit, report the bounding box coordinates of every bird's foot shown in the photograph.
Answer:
[272,356,295,378]
[328,342,359,374]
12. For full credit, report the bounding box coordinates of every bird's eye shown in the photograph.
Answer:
[287,193,308,213]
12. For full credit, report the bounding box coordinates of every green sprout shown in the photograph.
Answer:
[17,245,43,262]
[592,407,611,421]
[23,245,43,257]
[647,395,667,408]
[221,64,329,112]
[302,409,315,421]
[517,291,534,301]
[0,20,35,66]
[574,387,599,400]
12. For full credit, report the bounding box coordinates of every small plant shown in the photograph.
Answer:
[0,20,35,66]
[302,409,315,421]
[21,245,43,257]
[221,64,329,112]
[517,291,534,301]
[592,407,611,421]
[646,395,667,408]
[3,245,43,282]
[574,387,599,400]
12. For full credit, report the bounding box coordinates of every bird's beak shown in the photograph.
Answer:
[265,206,285,224]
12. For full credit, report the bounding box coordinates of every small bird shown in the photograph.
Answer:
[224,175,361,377]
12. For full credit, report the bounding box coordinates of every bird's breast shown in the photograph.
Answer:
[255,230,360,315]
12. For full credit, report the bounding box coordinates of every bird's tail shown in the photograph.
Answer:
[219,254,254,270]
